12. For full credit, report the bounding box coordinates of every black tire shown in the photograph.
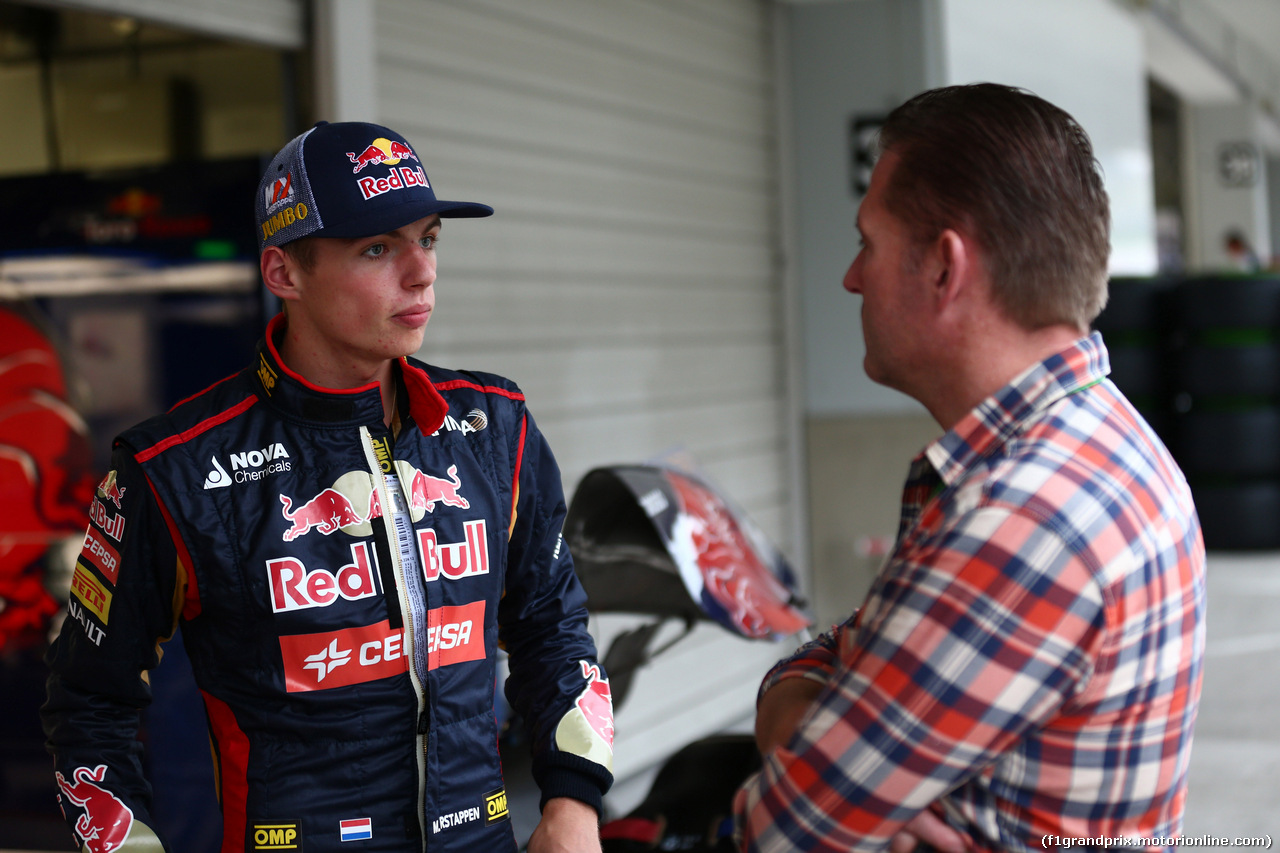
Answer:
[1096,276,1173,333]
[1176,343,1280,398]
[1191,481,1280,550]
[1172,275,1280,331]
[1106,344,1165,399]
[1174,408,1280,477]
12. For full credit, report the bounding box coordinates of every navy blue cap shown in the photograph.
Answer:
[256,121,493,251]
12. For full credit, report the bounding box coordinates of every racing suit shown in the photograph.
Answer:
[43,315,614,853]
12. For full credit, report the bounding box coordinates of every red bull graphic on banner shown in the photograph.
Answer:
[55,764,134,853]
[279,464,470,541]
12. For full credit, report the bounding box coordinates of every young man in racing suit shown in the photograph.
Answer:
[43,121,614,853]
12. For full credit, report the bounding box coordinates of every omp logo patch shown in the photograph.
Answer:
[485,788,509,825]
[252,821,300,850]
[257,353,278,395]
[71,563,112,625]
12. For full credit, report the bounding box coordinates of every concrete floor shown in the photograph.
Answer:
[1181,552,1280,839]
[594,551,1280,846]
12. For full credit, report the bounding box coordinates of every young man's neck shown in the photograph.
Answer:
[275,328,399,427]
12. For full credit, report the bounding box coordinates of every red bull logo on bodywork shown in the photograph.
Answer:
[55,764,134,853]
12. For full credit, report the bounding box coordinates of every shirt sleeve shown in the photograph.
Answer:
[735,505,1107,852]
[497,407,614,813]
[41,443,188,853]
[756,621,849,700]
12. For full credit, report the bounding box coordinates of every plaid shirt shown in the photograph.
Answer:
[735,334,1206,852]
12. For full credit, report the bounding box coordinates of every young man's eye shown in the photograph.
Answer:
[419,235,436,250]
[362,243,386,258]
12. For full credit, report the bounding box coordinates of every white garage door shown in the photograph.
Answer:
[373,0,802,781]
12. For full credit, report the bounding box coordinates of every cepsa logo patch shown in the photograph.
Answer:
[80,525,121,584]
[280,601,485,693]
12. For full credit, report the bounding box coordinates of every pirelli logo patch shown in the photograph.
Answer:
[252,821,301,850]
[70,563,112,625]
[485,788,509,825]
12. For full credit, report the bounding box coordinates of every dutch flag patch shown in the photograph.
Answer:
[339,818,372,842]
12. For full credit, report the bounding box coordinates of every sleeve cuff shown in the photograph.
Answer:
[532,751,613,814]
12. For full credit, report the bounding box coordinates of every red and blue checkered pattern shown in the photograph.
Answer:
[735,334,1206,852]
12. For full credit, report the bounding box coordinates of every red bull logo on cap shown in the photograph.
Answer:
[346,137,420,174]
[55,764,134,853]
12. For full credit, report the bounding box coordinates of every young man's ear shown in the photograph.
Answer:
[261,246,300,303]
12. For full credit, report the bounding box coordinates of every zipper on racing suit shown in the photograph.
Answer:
[359,426,431,850]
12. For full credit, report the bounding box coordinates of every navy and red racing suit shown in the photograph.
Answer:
[43,315,614,852]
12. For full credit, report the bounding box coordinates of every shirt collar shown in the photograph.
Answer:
[253,313,448,431]
[922,331,1110,486]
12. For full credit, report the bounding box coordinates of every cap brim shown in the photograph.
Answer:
[312,198,493,240]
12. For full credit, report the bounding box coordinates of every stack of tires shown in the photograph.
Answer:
[1094,276,1175,444]
[1169,276,1280,550]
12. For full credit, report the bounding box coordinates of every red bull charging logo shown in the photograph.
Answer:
[280,465,468,542]
[575,661,614,748]
[55,764,134,853]
[346,137,420,174]
[96,471,126,510]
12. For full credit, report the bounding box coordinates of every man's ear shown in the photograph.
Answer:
[930,228,972,311]
[261,246,300,303]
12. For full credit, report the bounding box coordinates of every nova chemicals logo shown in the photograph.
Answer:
[204,443,292,489]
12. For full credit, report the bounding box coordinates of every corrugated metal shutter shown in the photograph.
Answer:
[374,0,796,780]
[43,0,304,48]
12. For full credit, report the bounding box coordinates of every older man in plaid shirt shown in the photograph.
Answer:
[735,84,1206,852]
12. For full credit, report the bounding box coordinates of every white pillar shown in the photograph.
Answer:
[312,0,379,123]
